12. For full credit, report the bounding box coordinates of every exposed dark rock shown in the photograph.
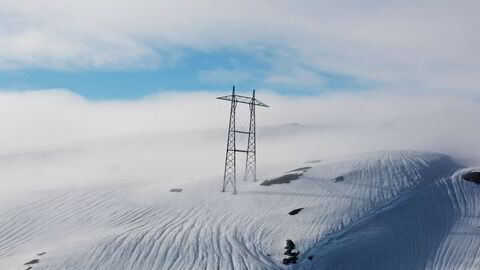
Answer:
[462,172,480,184]
[288,167,312,173]
[308,256,313,260]
[282,239,299,265]
[288,208,304,216]
[282,257,297,265]
[169,188,183,192]
[26,267,32,270]
[37,252,46,256]
[333,176,345,183]
[285,240,295,250]
[306,160,322,164]
[261,174,302,186]
[24,259,39,265]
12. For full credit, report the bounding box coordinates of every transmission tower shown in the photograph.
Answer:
[217,86,269,194]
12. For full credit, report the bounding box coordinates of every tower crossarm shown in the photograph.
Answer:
[216,94,269,107]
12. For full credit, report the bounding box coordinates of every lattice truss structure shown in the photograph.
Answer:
[217,86,268,194]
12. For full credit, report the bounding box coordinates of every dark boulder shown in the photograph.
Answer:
[261,174,302,186]
[282,239,299,265]
[24,259,39,265]
[282,257,297,265]
[285,239,295,250]
[333,176,345,183]
[463,172,480,184]
[288,208,304,216]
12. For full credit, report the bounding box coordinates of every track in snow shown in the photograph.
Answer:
[1,150,479,270]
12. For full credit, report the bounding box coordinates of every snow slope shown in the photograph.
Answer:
[1,150,479,269]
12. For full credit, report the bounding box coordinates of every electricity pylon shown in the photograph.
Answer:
[217,86,268,194]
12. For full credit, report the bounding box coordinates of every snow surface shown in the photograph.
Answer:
[1,150,480,269]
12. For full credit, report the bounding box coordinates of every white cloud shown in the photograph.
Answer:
[0,88,479,192]
[0,0,479,94]
[264,66,327,87]
[197,68,251,84]
[0,89,228,152]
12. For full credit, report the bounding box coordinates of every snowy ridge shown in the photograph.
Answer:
[1,150,479,269]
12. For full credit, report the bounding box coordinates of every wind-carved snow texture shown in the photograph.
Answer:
[1,150,480,269]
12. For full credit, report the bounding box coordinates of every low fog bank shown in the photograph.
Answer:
[0,89,479,192]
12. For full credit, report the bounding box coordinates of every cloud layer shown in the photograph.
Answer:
[1,0,479,93]
[0,89,479,192]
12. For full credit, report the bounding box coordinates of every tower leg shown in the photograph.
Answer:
[244,90,257,182]
[222,87,237,194]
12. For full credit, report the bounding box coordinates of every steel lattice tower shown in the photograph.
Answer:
[217,86,268,194]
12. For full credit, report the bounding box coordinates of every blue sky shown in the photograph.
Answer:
[0,49,366,100]
[0,0,478,99]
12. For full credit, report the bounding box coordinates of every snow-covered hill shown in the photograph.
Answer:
[1,150,479,269]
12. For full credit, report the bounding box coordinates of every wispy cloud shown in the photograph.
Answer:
[197,68,251,84]
[264,66,326,87]
[0,1,478,94]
